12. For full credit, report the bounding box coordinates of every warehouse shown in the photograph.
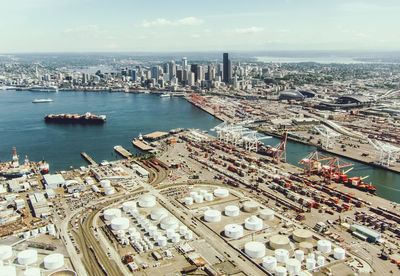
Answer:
[350,224,381,243]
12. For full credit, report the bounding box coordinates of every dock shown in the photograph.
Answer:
[113,145,132,158]
[80,152,97,165]
[132,139,155,152]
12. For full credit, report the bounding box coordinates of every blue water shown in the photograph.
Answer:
[0,90,399,203]
[0,91,221,171]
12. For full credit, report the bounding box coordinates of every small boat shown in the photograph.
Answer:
[160,93,171,98]
[33,98,53,103]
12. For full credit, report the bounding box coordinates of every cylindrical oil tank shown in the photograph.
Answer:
[275,266,287,276]
[299,241,314,253]
[317,240,332,254]
[111,217,129,231]
[204,193,214,201]
[184,230,193,240]
[285,258,301,275]
[244,241,265,258]
[179,225,188,235]
[243,201,259,213]
[104,208,121,221]
[333,247,346,260]
[122,201,136,212]
[269,235,290,250]
[292,229,313,243]
[317,255,325,266]
[104,187,115,195]
[18,249,38,265]
[160,217,179,230]
[184,197,193,205]
[23,267,41,276]
[213,188,229,198]
[224,205,240,217]
[245,216,263,231]
[259,208,274,221]
[138,194,156,208]
[44,253,64,270]
[0,266,16,276]
[157,236,167,247]
[262,256,277,271]
[204,210,222,222]
[306,258,316,270]
[224,224,244,239]
[194,194,204,203]
[274,249,289,263]
[100,180,111,188]
[0,245,13,261]
[150,208,168,220]
[294,249,305,262]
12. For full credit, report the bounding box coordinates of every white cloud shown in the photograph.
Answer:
[233,26,263,34]
[140,17,203,28]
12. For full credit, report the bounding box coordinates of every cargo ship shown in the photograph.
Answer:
[33,98,53,103]
[44,112,106,124]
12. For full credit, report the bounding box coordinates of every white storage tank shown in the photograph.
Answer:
[294,249,305,262]
[23,231,31,239]
[333,247,346,260]
[224,224,244,239]
[184,197,193,205]
[44,253,64,270]
[100,179,111,188]
[138,194,156,208]
[243,201,259,213]
[171,233,180,243]
[111,217,129,231]
[317,255,325,266]
[204,193,214,201]
[148,226,157,236]
[150,208,168,220]
[285,258,301,275]
[224,205,240,217]
[204,210,222,222]
[199,189,207,196]
[179,225,188,235]
[317,240,332,254]
[262,256,277,271]
[18,249,38,265]
[259,208,275,221]
[166,229,176,239]
[213,188,229,198]
[244,241,265,258]
[104,187,115,195]
[185,230,193,240]
[31,229,38,237]
[194,194,204,203]
[0,265,16,276]
[306,258,316,270]
[157,236,167,247]
[122,201,136,212]
[274,249,289,263]
[23,267,41,276]
[0,245,13,261]
[189,191,198,199]
[269,235,291,250]
[275,266,287,276]
[245,216,263,231]
[160,217,179,230]
[293,229,313,242]
[104,208,121,221]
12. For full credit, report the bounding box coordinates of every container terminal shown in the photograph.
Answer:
[1,128,400,276]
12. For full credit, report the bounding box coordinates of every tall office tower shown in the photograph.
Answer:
[208,64,216,81]
[223,53,232,83]
[176,69,183,82]
[82,73,88,84]
[151,66,159,80]
[190,64,198,82]
[217,63,223,78]
[169,61,176,80]
[182,69,188,84]
[197,65,204,82]
[188,72,195,86]
[182,57,188,69]
[131,69,137,82]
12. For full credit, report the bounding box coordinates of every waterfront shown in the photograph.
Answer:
[0,90,221,171]
[1,90,399,203]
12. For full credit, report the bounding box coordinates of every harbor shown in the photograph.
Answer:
[114,145,133,158]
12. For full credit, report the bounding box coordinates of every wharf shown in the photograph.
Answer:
[80,152,97,165]
[113,145,132,158]
[132,139,155,152]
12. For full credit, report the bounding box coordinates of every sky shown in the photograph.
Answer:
[0,0,400,53]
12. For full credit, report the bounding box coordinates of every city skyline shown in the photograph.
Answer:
[1,0,400,53]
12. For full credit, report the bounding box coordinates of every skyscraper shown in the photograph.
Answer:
[223,53,232,83]
[182,57,188,69]
[169,61,176,80]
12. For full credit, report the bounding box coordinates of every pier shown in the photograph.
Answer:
[113,145,132,158]
[132,139,155,152]
[80,152,97,165]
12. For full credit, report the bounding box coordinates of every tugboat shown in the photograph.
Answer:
[44,112,106,124]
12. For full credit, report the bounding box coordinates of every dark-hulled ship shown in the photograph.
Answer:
[44,112,106,124]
